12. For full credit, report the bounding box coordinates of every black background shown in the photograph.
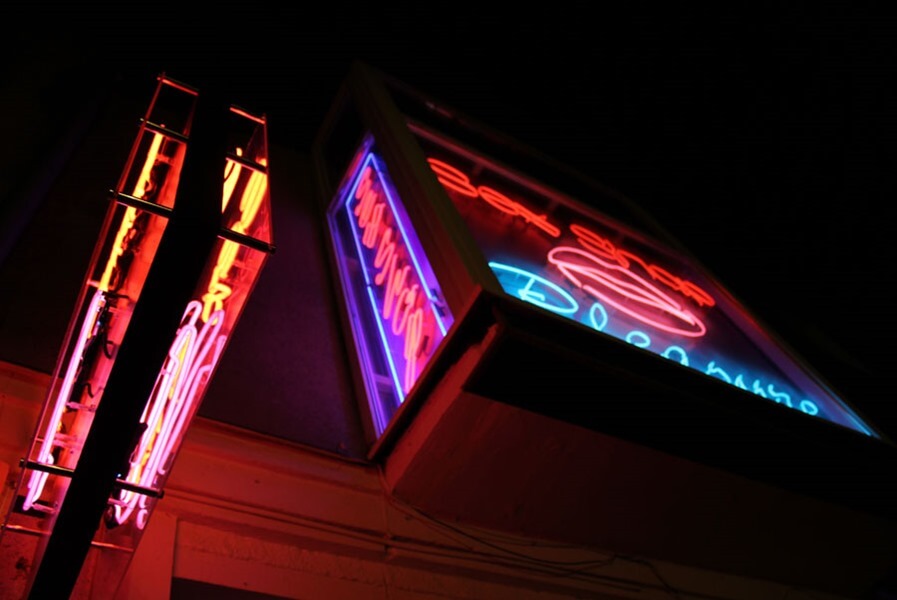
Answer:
[5,6,896,440]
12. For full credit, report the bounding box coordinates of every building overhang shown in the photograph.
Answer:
[378,290,897,595]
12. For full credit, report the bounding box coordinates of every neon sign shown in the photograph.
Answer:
[21,129,179,514]
[15,79,273,537]
[107,151,269,529]
[328,137,453,438]
[417,130,874,437]
[547,245,707,337]
[110,300,225,528]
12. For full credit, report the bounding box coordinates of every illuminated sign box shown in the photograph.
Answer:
[327,134,454,438]
[411,125,874,438]
[318,64,895,589]
[321,65,878,448]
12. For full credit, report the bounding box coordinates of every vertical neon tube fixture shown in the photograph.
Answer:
[0,75,274,599]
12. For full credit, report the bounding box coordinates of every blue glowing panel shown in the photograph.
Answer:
[327,136,454,438]
[412,127,876,438]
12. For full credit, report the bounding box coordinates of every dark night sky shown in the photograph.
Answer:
[5,7,896,438]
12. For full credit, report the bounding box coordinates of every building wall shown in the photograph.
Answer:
[0,72,886,600]
[0,362,852,600]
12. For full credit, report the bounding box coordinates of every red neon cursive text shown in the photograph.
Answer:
[570,224,714,308]
[355,166,427,391]
[426,156,714,310]
[428,158,561,237]
[548,245,706,337]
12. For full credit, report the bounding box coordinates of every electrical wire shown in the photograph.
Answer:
[374,465,690,599]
